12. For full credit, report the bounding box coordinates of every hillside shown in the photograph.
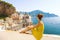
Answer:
[20,10,58,17]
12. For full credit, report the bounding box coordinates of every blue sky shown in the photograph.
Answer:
[3,0,60,16]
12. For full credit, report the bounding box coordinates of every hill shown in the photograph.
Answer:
[20,10,58,17]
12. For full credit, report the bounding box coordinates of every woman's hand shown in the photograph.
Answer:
[27,25,34,29]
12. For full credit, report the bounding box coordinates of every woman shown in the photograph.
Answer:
[20,14,44,40]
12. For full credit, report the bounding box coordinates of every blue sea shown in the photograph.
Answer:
[32,17,60,35]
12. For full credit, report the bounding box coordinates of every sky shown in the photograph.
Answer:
[3,0,60,16]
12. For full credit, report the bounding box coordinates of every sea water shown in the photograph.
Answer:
[32,17,60,35]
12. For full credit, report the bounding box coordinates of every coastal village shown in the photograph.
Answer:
[0,12,32,31]
[0,0,32,31]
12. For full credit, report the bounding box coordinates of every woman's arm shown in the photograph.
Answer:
[20,23,38,33]
[20,25,33,33]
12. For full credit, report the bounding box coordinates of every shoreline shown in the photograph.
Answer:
[43,34,60,38]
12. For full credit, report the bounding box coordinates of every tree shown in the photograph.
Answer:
[0,1,16,19]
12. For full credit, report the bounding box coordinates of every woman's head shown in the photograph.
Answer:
[37,14,43,20]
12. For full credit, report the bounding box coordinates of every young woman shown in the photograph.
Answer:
[20,14,44,40]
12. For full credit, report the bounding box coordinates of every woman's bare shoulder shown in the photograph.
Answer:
[39,21,44,24]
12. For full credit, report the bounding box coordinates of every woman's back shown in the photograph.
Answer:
[31,21,44,40]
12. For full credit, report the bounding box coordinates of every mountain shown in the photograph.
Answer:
[20,10,58,17]
[28,10,58,17]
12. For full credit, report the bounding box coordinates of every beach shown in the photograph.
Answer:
[0,31,60,40]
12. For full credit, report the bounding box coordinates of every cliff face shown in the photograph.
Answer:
[0,2,4,14]
[0,1,16,18]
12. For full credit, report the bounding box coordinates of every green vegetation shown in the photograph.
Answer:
[0,1,16,19]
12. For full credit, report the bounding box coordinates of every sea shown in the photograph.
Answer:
[32,17,60,35]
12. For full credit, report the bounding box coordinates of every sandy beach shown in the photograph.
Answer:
[0,31,60,40]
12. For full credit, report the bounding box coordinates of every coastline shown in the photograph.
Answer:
[44,34,60,38]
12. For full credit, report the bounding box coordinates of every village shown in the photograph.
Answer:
[0,12,32,31]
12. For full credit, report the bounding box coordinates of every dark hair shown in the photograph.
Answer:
[37,14,43,20]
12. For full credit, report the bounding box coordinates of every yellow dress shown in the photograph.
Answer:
[31,21,44,40]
